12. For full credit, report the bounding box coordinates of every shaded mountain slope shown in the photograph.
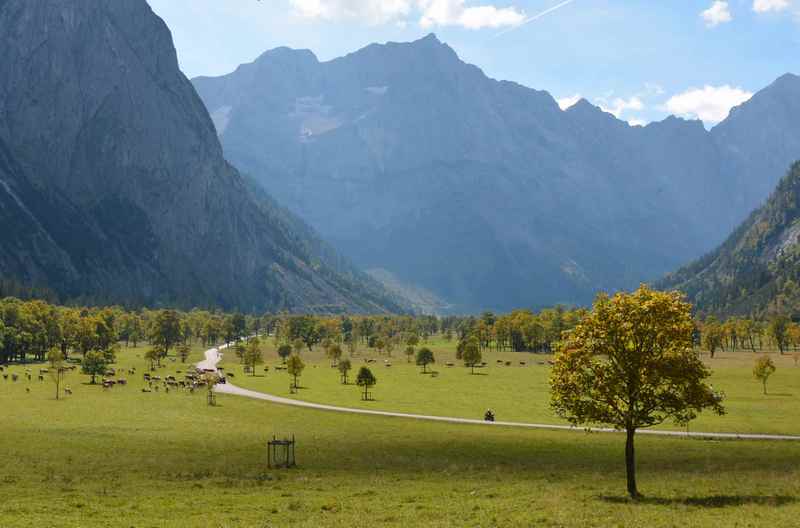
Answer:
[0,0,403,313]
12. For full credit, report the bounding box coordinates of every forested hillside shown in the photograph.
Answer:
[659,162,800,317]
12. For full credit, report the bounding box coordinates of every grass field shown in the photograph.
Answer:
[221,338,800,436]
[2,343,800,527]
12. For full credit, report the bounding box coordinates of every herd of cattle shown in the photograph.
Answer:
[1,364,78,394]
[0,363,231,396]
[139,368,225,394]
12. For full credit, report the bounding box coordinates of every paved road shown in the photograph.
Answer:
[200,346,800,442]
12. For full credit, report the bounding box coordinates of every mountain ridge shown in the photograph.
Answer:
[194,35,798,312]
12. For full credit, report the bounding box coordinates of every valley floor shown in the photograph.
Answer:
[1,345,800,527]
[221,338,800,437]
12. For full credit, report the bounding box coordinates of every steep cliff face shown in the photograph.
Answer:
[659,162,800,318]
[0,0,403,313]
[195,36,796,312]
[0,138,79,288]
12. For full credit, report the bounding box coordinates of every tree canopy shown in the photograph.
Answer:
[551,285,725,498]
[415,348,434,374]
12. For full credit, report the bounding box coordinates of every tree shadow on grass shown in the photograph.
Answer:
[599,494,797,508]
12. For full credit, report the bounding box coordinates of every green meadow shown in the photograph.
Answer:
[222,337,800,436]
[0,341,798,527]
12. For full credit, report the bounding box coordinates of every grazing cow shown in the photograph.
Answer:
[227,373,235,378]
[26,373,32,381]
[446,362,454,367]
[117,379,127,386]
[38,375,44,382]
[519,362,526,366]
[64,387,73,396]
[141,387,152,393]
[12,374,18,382]
[26,387,30,393]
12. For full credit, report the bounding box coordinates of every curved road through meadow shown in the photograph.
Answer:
[199,346,800,442]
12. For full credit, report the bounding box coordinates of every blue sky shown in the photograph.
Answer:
[147,0,799,126]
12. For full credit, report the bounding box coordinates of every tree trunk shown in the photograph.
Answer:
[625,427,639,499]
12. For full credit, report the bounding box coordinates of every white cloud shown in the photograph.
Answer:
[424,3,525,29]
[597,96,645,119]
[290,0,526,28]
[701,1,733,27]
[556,94,582,110]
[753,0,791,13]
[628,119,647,127]
[665,85,753,124]
[290,0,413,24]
[643,82,665,96]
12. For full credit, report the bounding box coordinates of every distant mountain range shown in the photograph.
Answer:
[659,161,800,318]
[0,0,404,314]
[193,35,800,313]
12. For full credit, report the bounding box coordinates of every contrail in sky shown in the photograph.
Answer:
[492,0,577,39]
